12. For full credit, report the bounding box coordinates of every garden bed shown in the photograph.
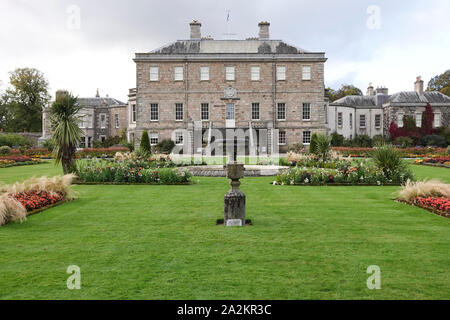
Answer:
[396,198,449,218]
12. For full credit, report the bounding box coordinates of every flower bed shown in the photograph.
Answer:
[0,175,75,226]
[332,147,447,158]
[414,157,450,168]
[0,155,42,168]
[76,147,130,159]
[12,191,64,212]
[76,159,192,184]
[274,160,414,186]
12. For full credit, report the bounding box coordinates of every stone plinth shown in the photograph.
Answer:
[224,162,246,226]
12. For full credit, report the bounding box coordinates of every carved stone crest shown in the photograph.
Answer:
[223,86,237,99]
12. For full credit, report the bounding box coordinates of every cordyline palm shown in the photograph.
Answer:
[316,133,331,162]
[49,92,82,174]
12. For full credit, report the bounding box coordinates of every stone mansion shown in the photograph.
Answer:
[127,21,328,154]
[40,21,449,152]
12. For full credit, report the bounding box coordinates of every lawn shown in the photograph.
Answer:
[0,162,449,299]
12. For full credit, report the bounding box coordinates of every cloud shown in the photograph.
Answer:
[0,0,449,101]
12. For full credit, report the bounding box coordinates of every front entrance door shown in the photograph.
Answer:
[226,103,235,128]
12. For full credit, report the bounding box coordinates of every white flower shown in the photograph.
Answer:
[377,181,381,186]
[304,178,309,183]
[273,181,277,185]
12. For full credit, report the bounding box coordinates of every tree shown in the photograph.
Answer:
[440,86,450,97]
[140,130,151,154]
[327,85,363,102]
[49,92,82,174]
[427,70,450,93]
[1,68,50,132]
[421,104,434,136]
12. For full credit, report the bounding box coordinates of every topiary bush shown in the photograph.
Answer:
[139,130,151,155]
[0,146,12,155]
[421,135,447,148]
[330,132,344,147]
[157,139,175,154]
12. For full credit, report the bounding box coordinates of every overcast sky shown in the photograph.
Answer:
[0,0,449,102]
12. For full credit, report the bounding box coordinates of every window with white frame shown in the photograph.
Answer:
[337,112,343,127]
[415,113,422,127]
[302,66,311,80]
[278,131,286,145]
[303,131,311,144]
[226,66,235,81]
[349,113,353,129]
[397,113,404,127]
[150,67,159,81]
[132,104,136,123]
[251,66,260,81]
[302,103,311,120]
[115,114,119,128]
[150,104,159,121]
[375,114,381,128]
[201,103,209,121]
[252,103,260,120]
[434,113,441,127]
[200,67,209,81]
[79,114,86,128]
[277,103,286,120]
[150,133,158,145]
[360,114,366,128]
[174,67,183,81]
[175,103,183,121]
[100,114,106,128]
[276,66,286,81]
[175,131,184,145]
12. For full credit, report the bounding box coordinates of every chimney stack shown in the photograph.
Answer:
[55,90,68,102]
[366,83,374,96]
[376,86,388,95]
[258,21,270,39]
[190,20,202,39]
[414,76,424,95]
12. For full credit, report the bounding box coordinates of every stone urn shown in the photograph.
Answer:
[224,162,246,226]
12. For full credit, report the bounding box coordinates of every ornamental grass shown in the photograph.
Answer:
[398,179,450,202]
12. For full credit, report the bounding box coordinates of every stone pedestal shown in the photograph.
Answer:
[224,162,246,226]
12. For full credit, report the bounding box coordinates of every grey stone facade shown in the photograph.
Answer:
[129,21,328,154]
[40,90,127,148]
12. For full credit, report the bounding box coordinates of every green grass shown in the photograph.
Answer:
[0,162,449,299]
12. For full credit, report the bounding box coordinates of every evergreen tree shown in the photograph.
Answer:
[140,130,151,154]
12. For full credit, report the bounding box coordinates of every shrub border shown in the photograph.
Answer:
[395,199,449,218]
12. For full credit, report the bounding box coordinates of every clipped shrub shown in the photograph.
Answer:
[398,180,450,202]
[0,146,12,155]
[140,130,151,155]
[394,136,413,148]
[421,135,447,148]
[330,132,345,147]
[353,134,373,147]
[157,139,175,154]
